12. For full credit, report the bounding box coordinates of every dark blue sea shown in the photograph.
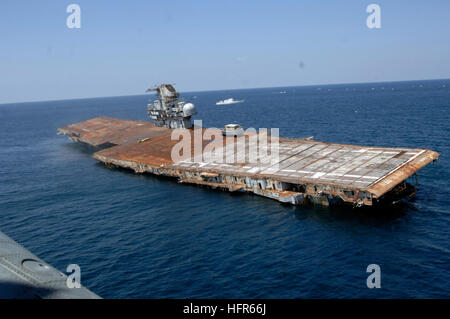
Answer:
[0,80,449,298]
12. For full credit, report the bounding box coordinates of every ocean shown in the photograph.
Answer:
[0,79,449,298]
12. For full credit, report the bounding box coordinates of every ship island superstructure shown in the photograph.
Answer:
[58,84,439,207]
[146,84,197,129]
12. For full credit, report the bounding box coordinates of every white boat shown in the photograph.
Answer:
[216,98,244,105]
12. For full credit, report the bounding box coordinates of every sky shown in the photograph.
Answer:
[1,0,450,104]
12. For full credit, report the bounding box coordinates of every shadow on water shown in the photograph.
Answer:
[292,200,412,227]
[0,281,54,299]
[60,141,101,156]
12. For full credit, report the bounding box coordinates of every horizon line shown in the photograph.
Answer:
[1,77,449,106]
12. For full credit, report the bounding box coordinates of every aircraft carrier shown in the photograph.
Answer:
[58,84,439,207]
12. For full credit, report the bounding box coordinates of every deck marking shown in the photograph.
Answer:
[365,149,426,189]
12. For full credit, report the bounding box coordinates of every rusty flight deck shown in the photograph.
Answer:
[58,116,439,207]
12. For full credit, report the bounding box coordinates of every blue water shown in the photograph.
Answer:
[0,80,449,298]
